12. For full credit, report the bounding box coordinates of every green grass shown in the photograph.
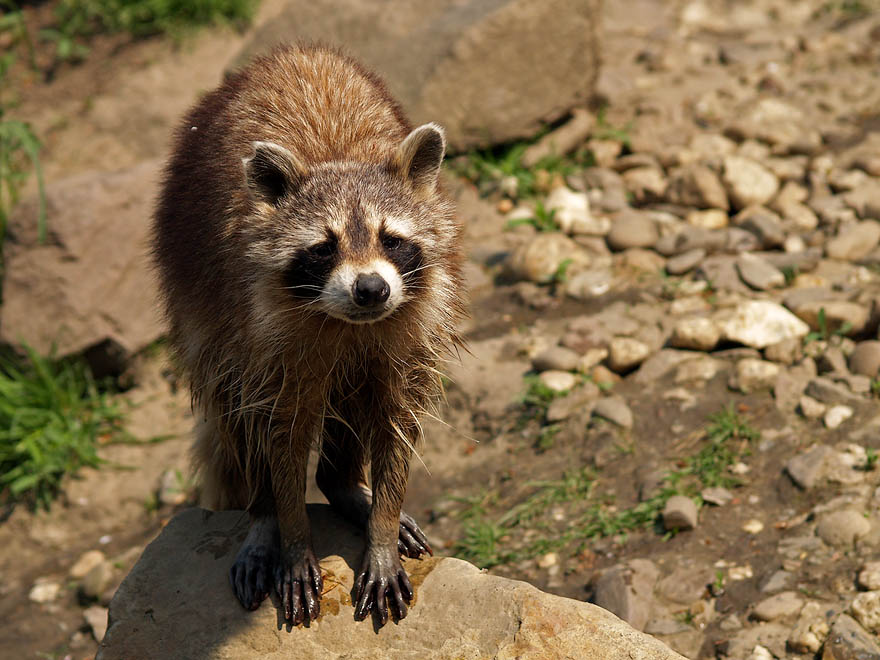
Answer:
[0,52,46,246]
[593,107,632,150]
[0,346,130,510]
[449,406,759,568]
[804,307,853,344]
[505,201,559,233]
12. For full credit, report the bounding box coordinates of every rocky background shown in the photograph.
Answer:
[3,0,880,659]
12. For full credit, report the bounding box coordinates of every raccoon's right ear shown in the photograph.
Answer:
[393,123,446,197]
[243,141,308,205]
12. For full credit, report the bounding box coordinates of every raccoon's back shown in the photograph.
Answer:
[152,45,412,325]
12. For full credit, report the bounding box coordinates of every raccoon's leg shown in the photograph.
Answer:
[230,503,280,611]
[353,426,419,625]
[271,436,323,626]
[317,418,432,558]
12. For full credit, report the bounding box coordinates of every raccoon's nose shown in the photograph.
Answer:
[353,273,390,307]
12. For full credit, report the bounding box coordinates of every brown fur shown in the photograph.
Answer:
[152,44,464,623]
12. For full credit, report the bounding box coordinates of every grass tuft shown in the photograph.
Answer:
[0,346,129,510]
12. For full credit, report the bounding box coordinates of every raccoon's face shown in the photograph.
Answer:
[243,124,447,325]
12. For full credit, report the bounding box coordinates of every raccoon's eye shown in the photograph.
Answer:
[309,239,336,258]
[381,234,403,251]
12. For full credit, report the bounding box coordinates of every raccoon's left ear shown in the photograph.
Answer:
[394,123,446,196]
[243,141,309,205]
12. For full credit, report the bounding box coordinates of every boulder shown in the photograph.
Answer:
[231,0,602,152]
[1,161,164,368]
[97,507,685,660]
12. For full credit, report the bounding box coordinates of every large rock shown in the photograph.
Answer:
[231,0,603,152]
[98,507,685,660]
[1,161,164,365]
[717,301,810,349]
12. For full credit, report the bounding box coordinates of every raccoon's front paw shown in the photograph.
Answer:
[353,545,412,625]
[230,542,279,611]
[275,546,323,626]
[398,511,433,558]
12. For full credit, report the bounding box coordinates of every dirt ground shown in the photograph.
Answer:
[3,1,880,659]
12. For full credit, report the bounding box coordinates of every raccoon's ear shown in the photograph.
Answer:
[243,141,308,205]
[394,123,446,196]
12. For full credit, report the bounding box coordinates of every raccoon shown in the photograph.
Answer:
[152,44,464,626]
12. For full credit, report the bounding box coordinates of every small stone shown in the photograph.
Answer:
[29,579,61,604]
[825,405,854,429]
[546,384,599,423]
[608,337,651,373]
[537,552,558,569]
[701,487,733,506]
[545,186,610,236]
[666,248,706,275]
[655,226,726,257]
[723,155,780,210]
[736,253,785,290]
[731,358,779,393]
[785,445,835,489]
[504,232,590,283]
[592,559,659,632]
[577,348,609,372]
[663,495,698,531]
[852,591,880,633]
[859,562,880,591]
[850,341,880,378]
[538,370,578,394]
[670,317,721,352]
[817,346,848,375]
[736,206,785,249]
[69,550,106,580]
[796,301,870,337]
[675,356,723,383]
[592,396,633,429]
[564,269,613,300]
[760,570,793,593]
[84,605,109,642]
[621,248,665,272]
[532,346,582,373]
[805,377,862,406]
[816,509,871,547]
[764,337,803,365]
[822,614,880,660]
[787,601,830,653]
[81,560,117,599]
[606,209,659,250]
[743,519,764,535]
[686,209,728,229]
[590,365,619,389]
[747,645,774,660]
[729,565,754,581]
[667,164,729,210]
[718,301,809,349]
[622,167,668,204]
[799,395,827,419]
[844,181,880,220]
[752,591,804,621]
[827,221,880,261]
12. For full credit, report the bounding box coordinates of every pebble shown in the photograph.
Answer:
[606,209,659,250]
[798,395,827,419]
[504,232,590,283]
[851,591,880,633]
[607,337,651,373]
[622,167,668,204]
[538,370,578,394]
[752,591,804,621]
[531,346,581,373]
[723,155,780,209]
[663,495,698,531]
[667,164,729,210]
[760,570,792,593]
[28,579,61,604]
[81,560,117,599]
[686,208,728,229]
[825,405,854,429]
[736,206,785,249]
[577,348,609,372]
[84,605,109,642]
[670,317,720,351]
[787,601,830,654]
[564,269,613,300]
[764,337,803,365]
[746,645,773,660]
[826,221,880,261]
[675,356,723,382]
[816,509,871,547]
[742,519,764,535]
[665,248,706,275]
[592,559,658,632]
[731,358,779,393]
[592,396,634,429]
[785,444,834,489]
[850,341,880,377]
[701,487,733,506]
[860,562,880,591]
[545,384,599,423]
[823,614,880,660]
[69,550,106,580]
[795,301,870,337]
[718,301,809,349]
[806,377,862,406]
[736,253,785,290]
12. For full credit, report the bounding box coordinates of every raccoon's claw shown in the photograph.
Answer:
[353,547,412,625]
[274,547,323,626]
[230,543,278,611]
[397,511,433,558]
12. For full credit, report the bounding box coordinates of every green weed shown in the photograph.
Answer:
[593,107,632,150]
[0,346,129,509]
[804,307,853,344]
[505,201,559,232]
